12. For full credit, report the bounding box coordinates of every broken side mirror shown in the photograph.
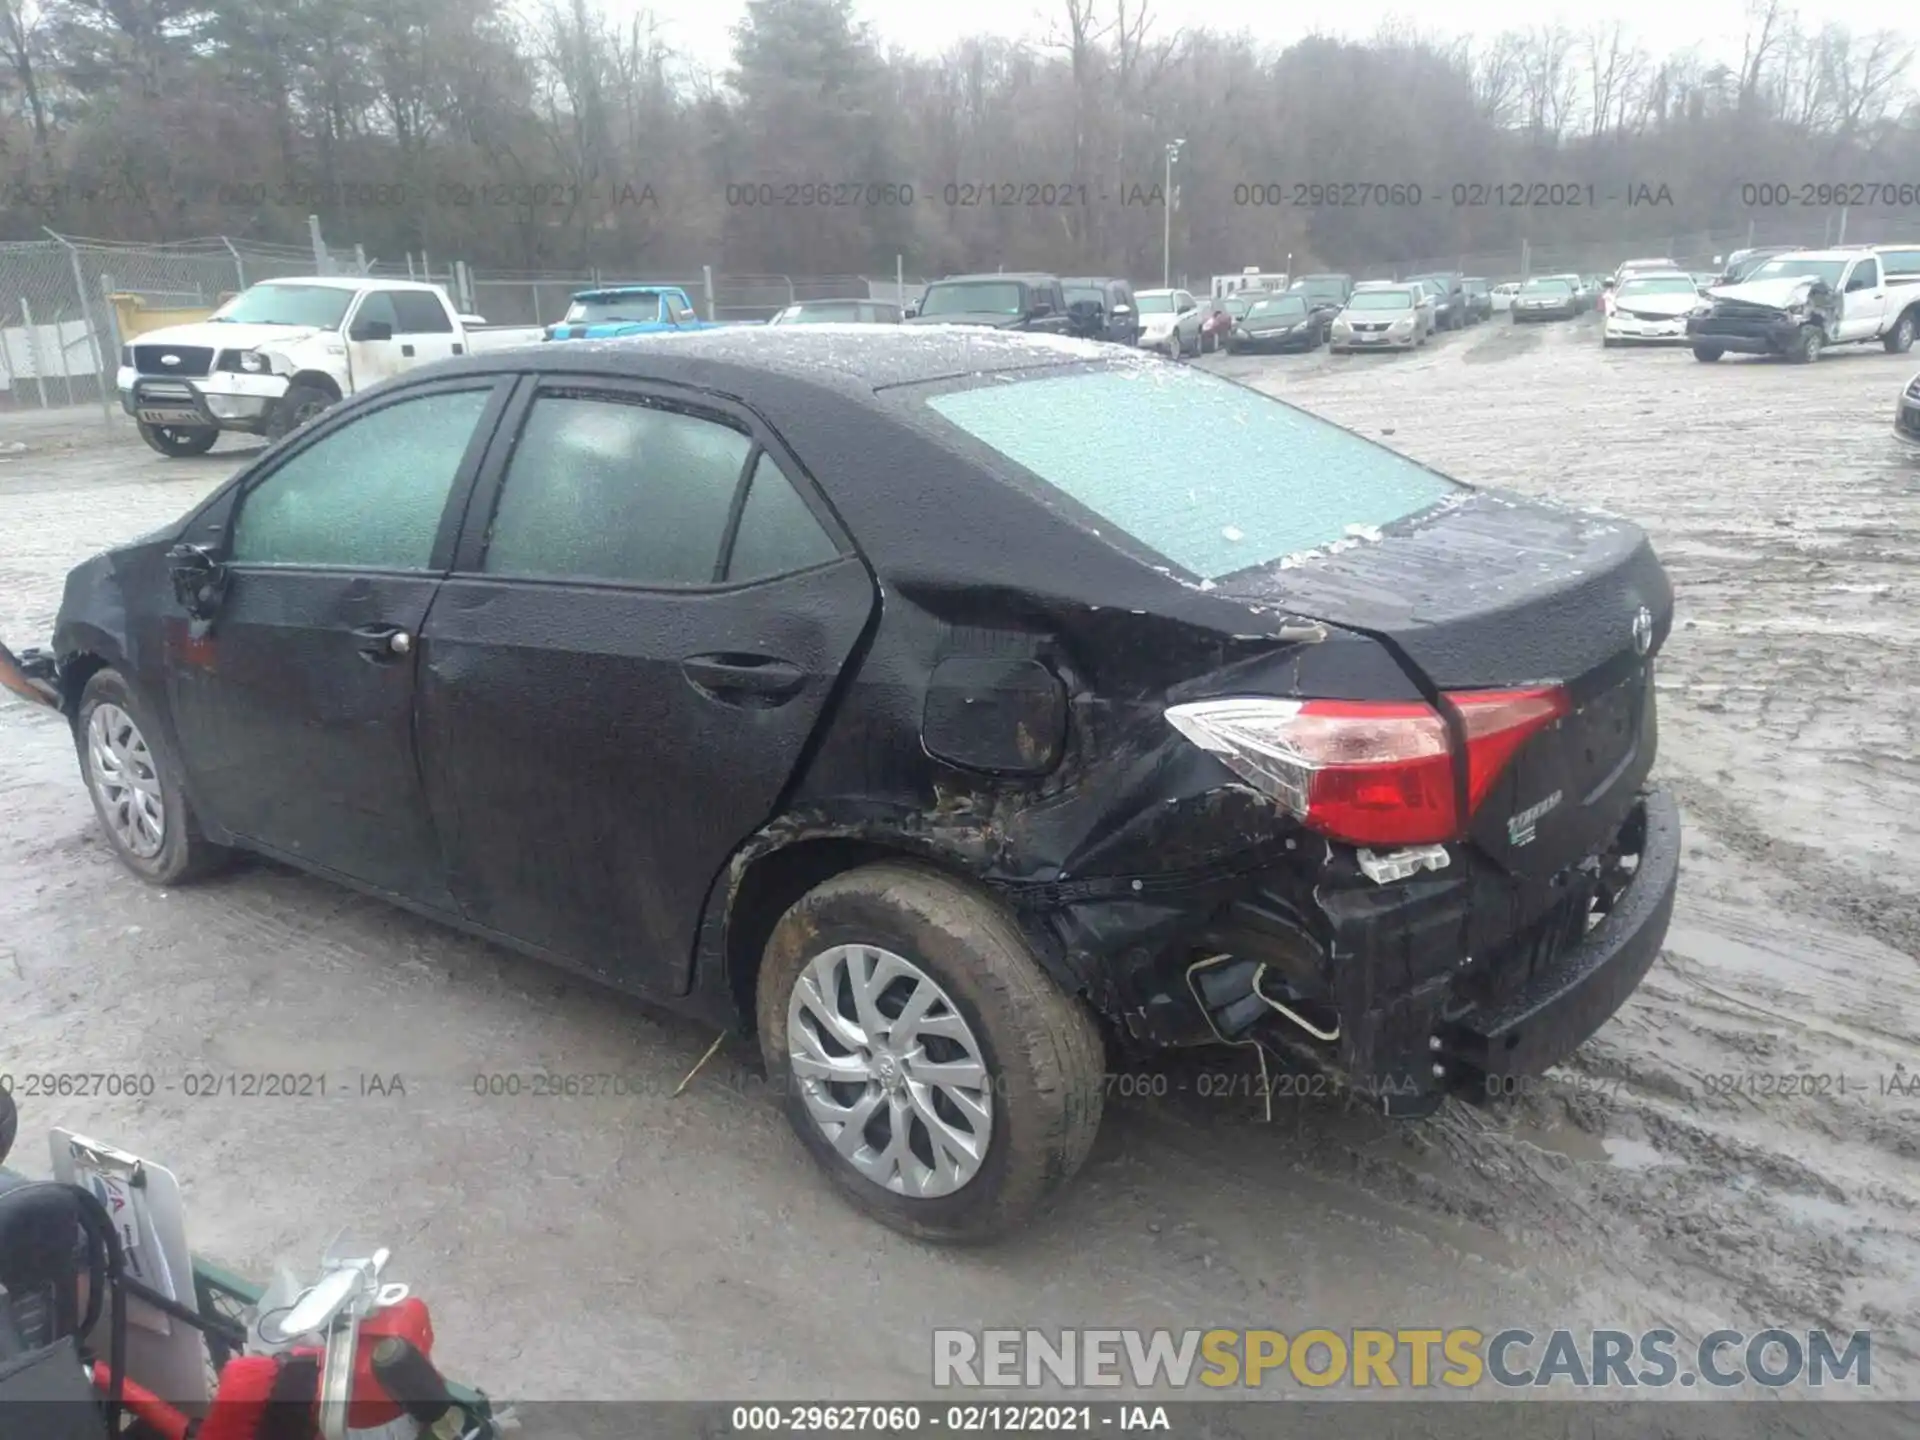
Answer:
[167,543,228,622]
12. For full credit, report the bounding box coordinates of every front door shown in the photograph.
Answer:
[165,380,512,904]
[414,382,876,992]
[344,289,409,386]
[1837,257,1886,341]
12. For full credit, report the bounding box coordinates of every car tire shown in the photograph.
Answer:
[756,860,1105,1243]
[269,383,336,441]
[1883,311,1916,354]
[136,422,219,458]
[1692,345,1724,362]
[75,668,231,887]
[1602,336,1617,348]
[1789,325,1822,364]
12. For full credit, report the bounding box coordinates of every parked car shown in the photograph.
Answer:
[1461,278,1494,322]
[1062,277,1140,346]
[1288,273,1355,310]
[1225,291,1328,353]
[767,299,903,325]
[905,273,1073,333]
[1894,369,1920,447]
[1408,273,1469,329]
[115,277,544,456]
[1717,246,1809,285]
[1688,246,1920,363]
[1602,272,1702,346]
[1546,274,1592,314]
[544,285,734,342]
[1,327,1679,1241]
[1512,277,1580,322]
[1490,282,1522,313]
[1330,285,1431,351]
[1134,287,1205,357]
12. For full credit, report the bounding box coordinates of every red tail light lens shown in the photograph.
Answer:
[1448,686,1572,815]
[1164,685,1570,850]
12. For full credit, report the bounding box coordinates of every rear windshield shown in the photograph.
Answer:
[920,367,1459,580]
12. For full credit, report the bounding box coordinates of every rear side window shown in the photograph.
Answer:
[921,367,1459,580]
[391,292,453,333]
[481,395,752,586]
[1881,249,1920,279]
[727,453,839,582]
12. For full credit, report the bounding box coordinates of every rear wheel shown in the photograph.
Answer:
[1883,310,1916,354]
[75,668,231,886]
[756,861,1104,1242]
[1692,344,1724,362]
[1788,325,1822,364]
[136,422,218,458]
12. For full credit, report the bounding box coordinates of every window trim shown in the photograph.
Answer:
[448,375,854,594]
[213,376,517,577]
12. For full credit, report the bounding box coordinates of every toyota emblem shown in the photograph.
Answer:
[160,353,180,366]
[1631,606,1653,656]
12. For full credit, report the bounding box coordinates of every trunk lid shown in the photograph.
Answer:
[1215,490,1671,876]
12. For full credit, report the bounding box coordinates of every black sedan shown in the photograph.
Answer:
[1225,293,1329,353]
[2,329,1679,1241]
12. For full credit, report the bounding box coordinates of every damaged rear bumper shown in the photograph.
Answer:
[1088,786,1679,1118]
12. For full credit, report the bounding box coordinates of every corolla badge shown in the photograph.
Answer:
[1508,790,1564,848]
[160,353,180,366]
[1632,605,1654,656]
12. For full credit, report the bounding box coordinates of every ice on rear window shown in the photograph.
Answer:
[922,368,1460,580]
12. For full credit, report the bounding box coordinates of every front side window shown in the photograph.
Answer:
[229,389,491,569]
[920,366,1459,581]
[351,291,401,337]
[481,395,753,587]
[665,292,694,322]
[1846,259,1880,292]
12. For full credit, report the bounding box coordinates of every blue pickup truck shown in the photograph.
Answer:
[545,285,746,340]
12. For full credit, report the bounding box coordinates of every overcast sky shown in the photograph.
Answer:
[594,0,1915,77]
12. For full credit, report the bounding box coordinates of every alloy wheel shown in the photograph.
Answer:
[87,703,165,858]
[786,942,994,1198]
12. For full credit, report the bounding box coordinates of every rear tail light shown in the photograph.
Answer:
[1165,687,1570,849]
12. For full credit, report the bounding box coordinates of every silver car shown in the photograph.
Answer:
[1329,286,1432,352]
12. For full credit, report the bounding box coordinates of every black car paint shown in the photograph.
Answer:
[1061,277,1141,347]
[1228,298,1332,352]
[32,330,1678,1114]
[905,274,1073,334]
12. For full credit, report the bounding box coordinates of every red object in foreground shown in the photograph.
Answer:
[89,1362,194,1440]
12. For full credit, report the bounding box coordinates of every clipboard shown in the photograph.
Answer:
[50,1129,210,1410]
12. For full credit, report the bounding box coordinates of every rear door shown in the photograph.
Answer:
[390,290,463,370]
[414,378,876,994]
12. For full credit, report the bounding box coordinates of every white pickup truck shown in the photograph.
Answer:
[116,276,546,456]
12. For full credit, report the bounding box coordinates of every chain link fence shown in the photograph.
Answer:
[5,214,1915,423]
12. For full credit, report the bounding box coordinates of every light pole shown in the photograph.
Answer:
[1163,138,1185,289]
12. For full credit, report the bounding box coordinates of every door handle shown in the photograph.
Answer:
[682,654,805,701]
[351,623,412,660]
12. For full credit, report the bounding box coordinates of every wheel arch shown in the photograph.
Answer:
[286,369,343,401]
[709,826,1074,1034]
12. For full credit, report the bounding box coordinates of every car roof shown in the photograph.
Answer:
[1135,287,1185,297]
[254,276,443,293]
[934,272,1057,284]
[1062,276,1127,286]
[573,286,677,300]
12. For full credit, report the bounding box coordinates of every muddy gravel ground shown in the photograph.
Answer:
[0,319,1915,1419]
